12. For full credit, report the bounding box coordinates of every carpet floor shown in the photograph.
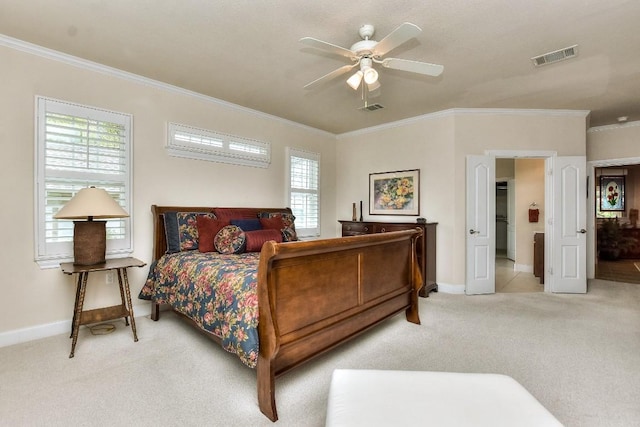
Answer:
[1,279,639,426]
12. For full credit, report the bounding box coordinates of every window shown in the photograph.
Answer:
[35,97,132,268]
[287,148,320,237]
[167,122,270,168]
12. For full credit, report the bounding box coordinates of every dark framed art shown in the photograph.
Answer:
[369,169,420,216]
[600,176,625,211]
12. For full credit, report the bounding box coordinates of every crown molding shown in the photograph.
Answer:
[0,33,334,138]
[337,108,591,139]
[587,120,640,133]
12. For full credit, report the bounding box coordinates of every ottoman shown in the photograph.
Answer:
[325,369,563,427]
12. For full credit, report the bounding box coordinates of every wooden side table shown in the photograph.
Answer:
[60,257,146,358]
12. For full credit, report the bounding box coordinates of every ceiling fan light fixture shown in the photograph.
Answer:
[346,70,363,90]
[363,67,378,84]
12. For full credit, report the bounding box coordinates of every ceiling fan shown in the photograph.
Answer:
[300,22,444,93]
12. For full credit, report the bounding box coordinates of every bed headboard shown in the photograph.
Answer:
[150,205,294,261]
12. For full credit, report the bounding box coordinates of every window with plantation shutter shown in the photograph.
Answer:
[167,122,270,168]
[35,97,132,268]
[287,148,320,237]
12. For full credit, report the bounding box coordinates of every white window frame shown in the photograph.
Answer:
[286,147,320,238]
[167,122,270,168]
[34,96,133,268]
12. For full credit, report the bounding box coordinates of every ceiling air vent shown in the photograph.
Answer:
[359,103,384,111]
[531,44,578,67]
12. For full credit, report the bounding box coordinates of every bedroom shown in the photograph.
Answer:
[1,1,639,425]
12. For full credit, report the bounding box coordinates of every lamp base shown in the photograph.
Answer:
[73,221,106,265]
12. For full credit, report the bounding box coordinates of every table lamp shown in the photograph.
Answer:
[54,186,129,265]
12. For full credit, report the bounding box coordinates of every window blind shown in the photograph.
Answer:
[167,122,270,168]
[35,97,132,267]
[288,148,320,237]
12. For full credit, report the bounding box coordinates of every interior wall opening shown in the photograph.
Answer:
[594,164,640,284]
[495,158,545,293]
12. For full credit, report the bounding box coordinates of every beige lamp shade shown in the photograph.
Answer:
[54,187,129,220]
[54,187,128,265]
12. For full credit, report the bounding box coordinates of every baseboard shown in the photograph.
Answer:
[435,282,466,294]
[514,263,533,273]
[0,303,152,349]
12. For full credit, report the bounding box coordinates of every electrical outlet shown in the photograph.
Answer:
[106,271,115,284]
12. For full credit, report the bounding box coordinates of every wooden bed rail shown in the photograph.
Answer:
[256,229,422,421]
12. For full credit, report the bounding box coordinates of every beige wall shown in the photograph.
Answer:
[336,114,456,288]
[587,122,640,161]
[496,158,514,180]
[514,159,545,270]
[1,39,597,342]
[0,45,336,337]
[338,110,588,291]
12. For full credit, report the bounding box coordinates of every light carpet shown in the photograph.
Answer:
[1,279,639,427]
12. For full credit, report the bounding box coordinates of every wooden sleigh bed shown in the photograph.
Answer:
[142,205,423,422]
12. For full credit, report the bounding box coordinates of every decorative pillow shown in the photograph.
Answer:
[258,211,298,241]
[230,218,262,232]
[244,229,283,252]
[259,216,285,231]
[164,211,217,253]
[212,208,258,221]
[214,225,246,254]
[196,216,230,252]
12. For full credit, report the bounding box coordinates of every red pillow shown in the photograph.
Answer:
[196,216,230,252]
[212,208,258,221]
[260,216,285,231]
[245,229,283,252]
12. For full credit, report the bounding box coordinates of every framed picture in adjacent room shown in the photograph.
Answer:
[369,169,420,215]
[600,176,625,211]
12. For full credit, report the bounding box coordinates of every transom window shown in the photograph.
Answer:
[167,122,270,168]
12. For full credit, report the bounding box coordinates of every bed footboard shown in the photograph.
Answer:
[256,229,422,421]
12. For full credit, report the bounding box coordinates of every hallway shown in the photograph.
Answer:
[496,255,543,293]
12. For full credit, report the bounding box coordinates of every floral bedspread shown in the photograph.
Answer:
[139,251,260,368]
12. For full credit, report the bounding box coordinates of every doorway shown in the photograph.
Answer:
[495,158,544,293]
[591,162,640,284]
[466,152,587,295]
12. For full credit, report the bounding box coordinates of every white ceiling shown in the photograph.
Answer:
[2,0,639,134]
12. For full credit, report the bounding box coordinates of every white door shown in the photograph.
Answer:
[466,155,496,294]
[550,156,587,293]
[506,178,516,260]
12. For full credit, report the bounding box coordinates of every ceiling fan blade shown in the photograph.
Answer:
[299,37,355,59]
[303,64,357,90]
[381,58,444,77]
[373,22,422,57]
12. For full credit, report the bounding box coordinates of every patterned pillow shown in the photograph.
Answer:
[258,212,298,241]
[196,216,230,252]
[230,218,262,232]
[245,229,283,252]
[164,211,217,253]
[214,225,246,254]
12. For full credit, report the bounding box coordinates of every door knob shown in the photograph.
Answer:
[577,229,586,234]
[469,229,480,235]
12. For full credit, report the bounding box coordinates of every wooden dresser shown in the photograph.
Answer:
[339,220,437,297]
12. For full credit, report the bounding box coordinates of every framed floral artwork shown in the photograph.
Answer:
[600,176,625,211]
[369,169,420,215]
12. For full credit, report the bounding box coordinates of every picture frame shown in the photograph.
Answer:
[599,176,625,211]
[369,169,420,216]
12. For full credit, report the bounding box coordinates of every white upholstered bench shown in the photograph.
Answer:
[325,369,563,427]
